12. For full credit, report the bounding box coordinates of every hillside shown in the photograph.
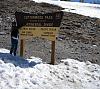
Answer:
[0,0,100,64]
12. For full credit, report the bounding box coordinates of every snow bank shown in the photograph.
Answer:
[0,48,100,89]
[32,0,100,18]
[0,48,10,53]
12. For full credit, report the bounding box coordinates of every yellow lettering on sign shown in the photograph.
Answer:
[44,16,53,19]
[24,16,44,20]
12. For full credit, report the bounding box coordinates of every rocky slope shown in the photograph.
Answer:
[0,0,100,65]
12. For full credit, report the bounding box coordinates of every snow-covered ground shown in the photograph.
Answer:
[32,0,100,18]
[0,1,100,89]
[0,48,100,89]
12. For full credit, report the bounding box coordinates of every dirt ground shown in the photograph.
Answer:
[0,0,100,65]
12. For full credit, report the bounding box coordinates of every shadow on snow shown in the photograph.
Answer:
[0,52,39,68]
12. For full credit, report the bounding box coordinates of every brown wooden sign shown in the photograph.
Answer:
[15,11,63,41]
[15,11,63,28]
[15,11,63,65]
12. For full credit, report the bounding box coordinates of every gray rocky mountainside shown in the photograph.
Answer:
[0,0,100,65]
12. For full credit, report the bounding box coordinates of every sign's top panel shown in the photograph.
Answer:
[15,11,63,28]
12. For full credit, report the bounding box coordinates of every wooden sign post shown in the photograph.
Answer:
[15,11,63,65]
[20,39,24,57]
[51,41,55,65]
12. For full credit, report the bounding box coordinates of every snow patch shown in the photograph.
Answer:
[32,0,100,18]
[0,48,100,89]
[0,48,10,53]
